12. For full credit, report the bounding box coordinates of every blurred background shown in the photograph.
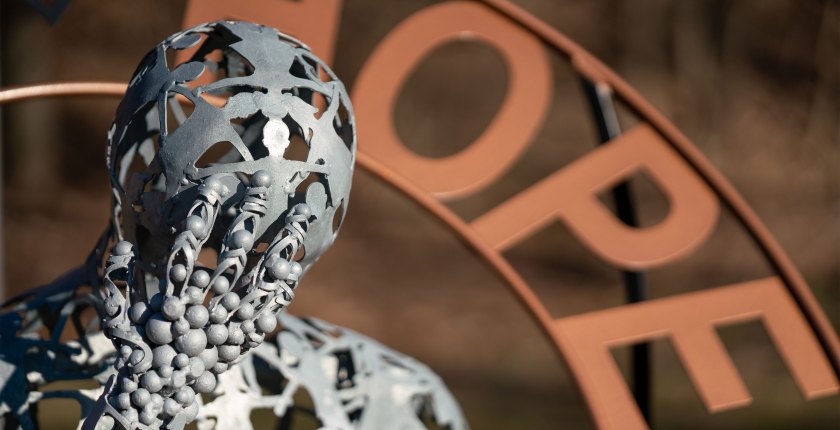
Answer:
[1,0,838,428]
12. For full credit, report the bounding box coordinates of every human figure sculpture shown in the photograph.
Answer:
[0,21,467,430]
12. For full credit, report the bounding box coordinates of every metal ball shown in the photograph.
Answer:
[190,270,210,289]
[188,356,206,378]
[162,296,186,321]
[229,230,254,251]
[139,409,156,426]
[173,353,190,369]
[250,170,272,188]
[209,305,228,324]
[185,215,206,238]
[226,326,245,345]
[211,276,230,295]
[141,371,163,393]
[152,393,164,409]
[117,393,132,410]
[170,370,186,389]
[217,344,240,362]
[158,364,173,379]
[256,312,277,333]
[131,388,151,408]
[185,305,209,328]
[206,324,228,346]
[199,346,219,370]
[174,329,207,357]
[203,176,223,193]
[290,261,302,277]
[114,241,133,256]
[194,371,217,394]
[267,260,291,280]
[292,203,311,218]
[169,264,188,283]
[235,303,254,321]
[151,344,177,369]
[120,377,138,393]
[172,317,190,337]
[129,301,151,324]
[220,293,240,311]
[163,398,182,418]
[174,386,195,406]
[129,349,146,366]
[183,287,203,305]
[240,319,255,334]
[146,314,172,345]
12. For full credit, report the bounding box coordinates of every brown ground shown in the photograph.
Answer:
[2,0,838,428]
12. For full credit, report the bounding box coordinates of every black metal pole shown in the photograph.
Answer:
[581,78,652,425]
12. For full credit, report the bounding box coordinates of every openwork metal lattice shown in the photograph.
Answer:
[0,20,467,430]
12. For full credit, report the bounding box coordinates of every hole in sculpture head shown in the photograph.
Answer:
[332,202,345,234]
[284,127,311,162]
[218,49,255,80]
[196,141,241,169]
[229,110,271,158]
[333,99,354,152]
[292,246,306,262]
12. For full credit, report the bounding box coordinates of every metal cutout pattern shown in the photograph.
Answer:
[0,280,467,429]
[198,314,467,430]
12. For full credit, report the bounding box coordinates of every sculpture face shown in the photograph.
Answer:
[95,21,356,429]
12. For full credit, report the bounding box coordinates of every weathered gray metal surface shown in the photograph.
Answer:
[0,20,467,430]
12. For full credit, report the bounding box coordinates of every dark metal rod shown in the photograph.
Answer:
[581,78,652,425]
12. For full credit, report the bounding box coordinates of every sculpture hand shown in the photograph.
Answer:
[92,171,311,430]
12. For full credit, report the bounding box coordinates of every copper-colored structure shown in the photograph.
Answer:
[1,0,837,428]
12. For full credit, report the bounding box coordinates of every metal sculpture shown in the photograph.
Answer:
[0,20,467,430]
[90,20,354,429]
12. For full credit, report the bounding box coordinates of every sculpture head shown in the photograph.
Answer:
[94,21,355,428]
[108,20,354,292]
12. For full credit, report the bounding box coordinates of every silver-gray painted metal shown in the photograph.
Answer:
[0,20,468,430]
